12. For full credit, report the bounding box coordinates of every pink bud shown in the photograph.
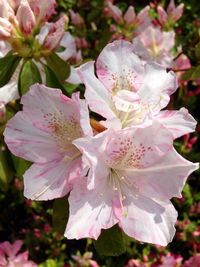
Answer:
[171,3,184,22]
[16,0,36,34]
[105,2,123,23]
[157,6,168,26]
[124,6,136,25]
[44,15,67,51]
[29,0,56,22]
[69,9,84,26]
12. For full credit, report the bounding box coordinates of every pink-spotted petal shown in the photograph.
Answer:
[104,122,173,170]
[65,176,118,240]
[96,40,144,92]
[24,157,82,200]
[154,108,197,139]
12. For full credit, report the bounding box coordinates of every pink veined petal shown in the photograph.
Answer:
[56,32,76,61]
[73,130,110,190]
[4,111,62,163]
[124,6,136,25]
[157,6,168,26]
[138,62,178,112]
[71,92,93,137]
[24,157,82,200]
[118,191,178,246]
[124,147,199,201]
[65,176,118,240]
[154,108,197,139]
[79,61,116,119]
[96,40,144,92]
[4,84,88,163]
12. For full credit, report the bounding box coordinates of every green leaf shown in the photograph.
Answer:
[19,59,42,96]
[0,150,13,190]
[93,225,126,256]
[0,54,21,87]
[52,197,69,234]
[44,64,63,88]
[46,52,70,81]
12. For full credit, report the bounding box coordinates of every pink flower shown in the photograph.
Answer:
[0,240,37,267]
[183,254,200,267]
[79,40,196,139]
[132,25,175,68]
[157,0,184,27]
[4,84,92,200]
[69,9,84,26]
[65,122,198,245]
[104,3,151,37]
[72,252,99,267]
[158,253,182,267]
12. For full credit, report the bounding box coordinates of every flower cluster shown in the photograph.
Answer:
[4,38,198,246]
[0,240,37,266]
[0,0,78,113]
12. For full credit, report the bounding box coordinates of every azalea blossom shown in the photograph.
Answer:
[79,40,196,139]
[157,0,184,28]
[65,122,198,245]
[104,2,151,38]
[132,25,175,68]
[0,240,37,267]
[4,84,92,200]
[0,0,78,105]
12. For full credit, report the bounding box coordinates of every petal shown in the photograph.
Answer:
[96,40,144,92]
[79,61,115,119]
[66,66,82,84]
[157,6,168,26]
[16,0,36,34]
[4,84,88,163]
[119,192,178,246]
[65,176,118,240]
[124,6,136,24]
[138,63,178,112]
[0,240,22,257]
[56,32,76,61]
[73,130,110,190]
[104,122,173,170]
[4,111,62,162]
[24,157,82,200]
[124,148,199,201]
[154,108,197,139]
